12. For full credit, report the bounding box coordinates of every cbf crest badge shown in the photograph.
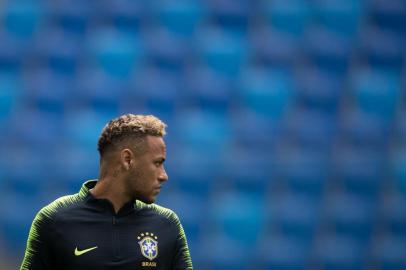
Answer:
[138,232,158,261]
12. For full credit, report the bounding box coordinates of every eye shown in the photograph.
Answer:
[154,158,165,167]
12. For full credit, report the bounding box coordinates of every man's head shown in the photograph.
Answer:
[97,114,168,204]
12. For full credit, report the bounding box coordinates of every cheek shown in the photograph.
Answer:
[149,167,160,180]
[134,167,155,185]
[130,166,145,184]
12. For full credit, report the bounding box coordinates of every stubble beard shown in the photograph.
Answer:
[127,169,153,204]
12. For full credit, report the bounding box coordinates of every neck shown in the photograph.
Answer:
[90,176,132,213]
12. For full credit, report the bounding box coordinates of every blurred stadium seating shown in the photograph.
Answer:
[0,0,405,269]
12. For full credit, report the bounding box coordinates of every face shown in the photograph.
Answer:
[126,136,168,204]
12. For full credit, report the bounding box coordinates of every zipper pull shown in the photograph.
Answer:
[112,216,116,225]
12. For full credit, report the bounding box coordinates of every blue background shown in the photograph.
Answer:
[0,0,405,269]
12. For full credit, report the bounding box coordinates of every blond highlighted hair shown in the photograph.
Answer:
[97,114,167,156]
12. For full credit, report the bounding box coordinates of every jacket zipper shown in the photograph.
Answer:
[112,216,119,260]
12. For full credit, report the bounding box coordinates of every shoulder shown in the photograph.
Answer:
[135,201,182,227]
[36,193,86,223]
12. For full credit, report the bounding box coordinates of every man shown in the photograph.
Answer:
[20,114,193,270]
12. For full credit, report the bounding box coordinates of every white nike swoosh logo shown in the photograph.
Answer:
[74,246,98,256]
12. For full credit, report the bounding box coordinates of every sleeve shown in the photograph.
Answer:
[171,214,193,270]
[20,208,54,270]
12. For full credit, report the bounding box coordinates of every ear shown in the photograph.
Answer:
[120,148,133,171]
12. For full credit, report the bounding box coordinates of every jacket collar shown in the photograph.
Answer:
[80,179,136,216]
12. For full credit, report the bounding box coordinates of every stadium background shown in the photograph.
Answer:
[0,0,405,269]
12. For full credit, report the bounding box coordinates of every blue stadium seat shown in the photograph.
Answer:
[238,66,294,119]
[206,0,251,34]
[323,192,375,242]
[339,110,390,148]
[371,234,406,270]
[358,27,405,69]
[172,109,230,152]
[195,27,248,77]
[152,0,206,37]
[0,33,24,73]
[380,192,406,236]
[2,146,46,197]
[9,109,63,147]
[221,146,273,195]
[304,27,352,75]
[262,0,311,37]
[394,109,406,144]
[0,74,19,123]
[33,27,83,75]
[5,120,63,195]
[252,26,302,67]
[95,0,146,34]
[283,109,336,147]
[86,28,143,78]
[278,145,328,196]
[144,27,190,72]
[312,234,365,270]
[296,67,341,114]
[166,144,221,196]
[230,109,281,149]
[370,0,406,36]
[210,191,265,244]
[52,143,99,193]
[269,193,319,244]
[75,69,128,115]
[202,192,265,269]
[312,0,364,37]
[23,69,71,114]
[333,144,384,195]
[50,0,94,36]
[0,193,41,252]
[168,110,230,197]
[130,67,182,117]
[157,190,206,246]
[1,1,43,39]
[183,66,233,112]
[391,148,406,195]
[200,234,251,270]
[64,108,114,152]
[0,142,7,181]
[350,67,400,120]
[258,233,308,270]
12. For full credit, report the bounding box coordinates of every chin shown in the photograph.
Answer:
[139,197,155,204]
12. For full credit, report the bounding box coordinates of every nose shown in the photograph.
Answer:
[158,167,168,183]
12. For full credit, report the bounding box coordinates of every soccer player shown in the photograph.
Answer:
[20,114,193,270]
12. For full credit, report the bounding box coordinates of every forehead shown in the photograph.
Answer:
[145,136,166,154]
